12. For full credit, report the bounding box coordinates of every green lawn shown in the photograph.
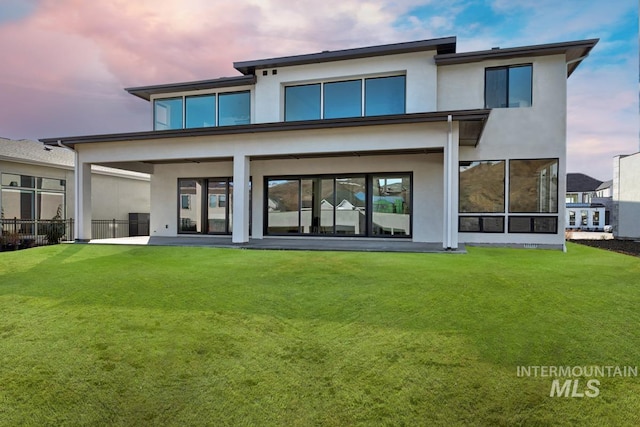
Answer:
[0,243,638,426]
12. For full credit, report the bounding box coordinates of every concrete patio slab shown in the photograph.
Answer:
[87,236,466,253]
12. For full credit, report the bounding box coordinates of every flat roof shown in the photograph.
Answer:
[40,109,489,148]
[125,75,257,101]
[233,37,457,75]
[435,38,599,76]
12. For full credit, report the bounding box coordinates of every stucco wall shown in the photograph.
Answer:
[615,152,640,239]
[438,55,568,247]
[150,153,445,242]
[91,172,150,220]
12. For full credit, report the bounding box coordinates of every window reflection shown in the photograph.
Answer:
[154,98,183,130]
[218,92,250,126]
[364,76,405,116]
[285,84,321,121]
[509,159,558,213]
[186,95,216,128]
[178,179,202,233]
[324,80,361,119]
[459,161,505,213]
[267,179,300,233]
[372,175,410,236]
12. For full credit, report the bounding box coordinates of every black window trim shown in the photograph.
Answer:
[283,74,407,122]
[458,159,506,214]
[508,157,559,214]
[507,215,558,234]
[458,215,505,233]
[155,90,251,130]
[484,63,533,109]
[263,172,413,238]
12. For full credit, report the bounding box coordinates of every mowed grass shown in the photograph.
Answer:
[0,243,639,426]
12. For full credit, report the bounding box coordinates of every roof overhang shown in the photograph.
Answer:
[233,37,457,75]
[40,109,490,149]
[434,38,599,77]
[125,75,257,101]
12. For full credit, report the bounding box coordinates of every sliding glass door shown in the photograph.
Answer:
[178,178,244,234]
[265,173,411,237]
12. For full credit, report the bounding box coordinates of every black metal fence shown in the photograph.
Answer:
[1,217,150,249]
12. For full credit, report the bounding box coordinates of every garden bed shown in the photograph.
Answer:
[570,238,640,257]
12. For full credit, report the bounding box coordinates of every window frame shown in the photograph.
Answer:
[153,89,251,130]
[508,158,559,214]
[283,74,406,122]
[484,64,533,109]
[264,172,412,238]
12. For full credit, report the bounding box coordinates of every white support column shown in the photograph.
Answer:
[232,154,250,243]
[75,156,92,242]
[443,116,459,250]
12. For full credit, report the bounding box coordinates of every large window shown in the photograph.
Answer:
[1,173,66,226]
[485,64,532,108]
[324,80,361,119]
[459,158,559,234]
[154,91,250,130]
[186,95,216,128]
[218,92,251,126]
[266,174,410,237]
[284,75,405,122]
[365,76,406,116]
[459,161,505,213]
[178,178,242,234]
[285,84,321,122]
[154,98,183,130]
[509,159,558,213]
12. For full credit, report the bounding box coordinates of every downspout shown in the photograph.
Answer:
[446,115,453,249]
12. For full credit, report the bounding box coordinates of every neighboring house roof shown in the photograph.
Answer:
[566,173,603,192]
[233,37,457,75]
[596,179,613,191]
[0,137,73,168]
[434,38,598,76]
[0,138,149,180]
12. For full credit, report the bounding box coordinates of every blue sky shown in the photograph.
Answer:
[0,0,637,180]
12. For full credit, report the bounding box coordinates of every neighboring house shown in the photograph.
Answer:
[612,152,640,239]
[0,138,150,233]
[41,36,598,249]
[565,172,607,231]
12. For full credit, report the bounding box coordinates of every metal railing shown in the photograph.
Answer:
[0,217,150,249]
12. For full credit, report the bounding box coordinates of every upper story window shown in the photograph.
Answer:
[154,91,250,130]
[284,75,405,122]
[485,64,532,108]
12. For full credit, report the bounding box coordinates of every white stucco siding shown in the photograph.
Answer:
[254,52,438,123]
[74,123,449,165]
[91,174,150,220]
[616,153,640,239]
[149,154,444,242]
[442,55,568,248]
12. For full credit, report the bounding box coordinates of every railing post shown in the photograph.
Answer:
[112,219,116,239]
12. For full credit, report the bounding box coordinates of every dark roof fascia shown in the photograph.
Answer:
[125,75,257,101]
[434,38,599,76]
[233,37,457,75]
[40,109,489,148]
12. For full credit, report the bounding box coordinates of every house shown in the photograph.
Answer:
[612,152,640,239]
[0,137,150,239]
[565,172,607,231]
[40,36,598,250]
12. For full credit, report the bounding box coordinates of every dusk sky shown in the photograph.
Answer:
[0,0,637,180]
